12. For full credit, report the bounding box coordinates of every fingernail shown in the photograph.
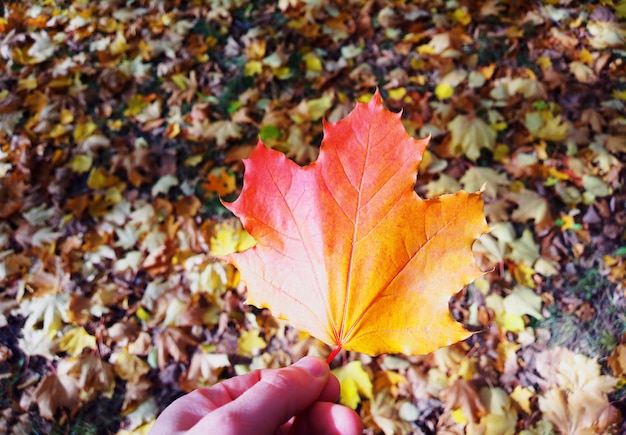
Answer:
[295,357,327,377]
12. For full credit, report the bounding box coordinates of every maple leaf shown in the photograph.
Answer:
[58,326,97,357]
[447,114,496,162]
[441,378,487,424]
[536,347,619,434]
[33,371,81,419]
[224,91,489,357]
[332,360,374,409]
[506,188,553,230]
[156,326,199,369]
[16,293,70,335]
[27,31,56,63]
[364,389,413,435]
[111,348,151,384]
[180,350,230,392]
[18,328,57,359]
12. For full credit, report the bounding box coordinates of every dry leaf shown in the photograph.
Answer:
[332,360,374,409]
[447,114,496,161]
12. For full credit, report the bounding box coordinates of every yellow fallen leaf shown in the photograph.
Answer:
[524,111,569,142]
[486,293,527,333]
[123,95,149,117]
[60,108,74,125]
[302,52,322,72]
[617,1,626,19]
[451,407,468,424]
[67,154,93,174]
[387,87,406,100]
[536,56,553,69]
[17,76,38,91]
[510,386,534,414]
[501,312,526,332]
[578,49,594,65]
[435,83,454,100]
[237,329,266,357]
[569,61,596,83]
[244,60,263,76]
[59,326,97,357]
[475,413,516,435]
[209,222,256,257]
[453,8,471,26]
[448,114,496,161]
[332,360,374,409]
[504,286,543,319]
[48,124,70,139]
[87,167,120,190]
[307,95,333,121]
[513,262,536,289]
[374,370,408,397]
[108,119,124,131]
[112,348,151,383]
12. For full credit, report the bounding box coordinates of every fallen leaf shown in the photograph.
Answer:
[536,347,619,434]
[151,175,178,197]
[502,287,543,320]
[156,327,199,369]
[506,188,553,230]
[441,378,487,423]
[607,344,626,377]
[180,350,230,392]
[111,348,151,384]
[33,371,80,419]
[224,91,488,356]
[364,389,413,435]
[374,369,409,398]
[124,397,158,431]
[18,328,57,359]
[58,326,97,357]
[16,293,70,335]
[435,83,454,100]
[237,329,267,357]
[460,167,509,200]
[332,360,374,409]
[209,222,256,257]
[510,386,535,414]
[203,168,237,196]
[524,111,569,142]
[447,114,497,161]
[472,387,518,435]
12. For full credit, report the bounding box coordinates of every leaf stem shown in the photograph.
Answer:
[326,345,342,364]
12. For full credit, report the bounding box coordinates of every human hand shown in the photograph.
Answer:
[149,356,363,435]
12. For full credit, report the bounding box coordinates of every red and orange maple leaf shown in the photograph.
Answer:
[223,91,488,357]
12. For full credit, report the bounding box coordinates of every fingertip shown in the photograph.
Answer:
[289,402,363,435]
[319,373,340,403]
[293,356,328,378]
[326,404,363,435]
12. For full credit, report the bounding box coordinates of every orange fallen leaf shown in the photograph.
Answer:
[224,91,488,357]
[203,168,237,196]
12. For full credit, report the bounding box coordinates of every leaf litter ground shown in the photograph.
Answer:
[0,1,625,434]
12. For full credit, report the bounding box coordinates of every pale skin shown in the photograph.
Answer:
[149,356,363,435]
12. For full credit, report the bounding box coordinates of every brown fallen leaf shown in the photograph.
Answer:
[156,326,199,369]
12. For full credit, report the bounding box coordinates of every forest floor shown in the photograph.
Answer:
[1,1,625,434]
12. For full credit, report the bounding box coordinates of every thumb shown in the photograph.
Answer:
[195,357,330,435]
